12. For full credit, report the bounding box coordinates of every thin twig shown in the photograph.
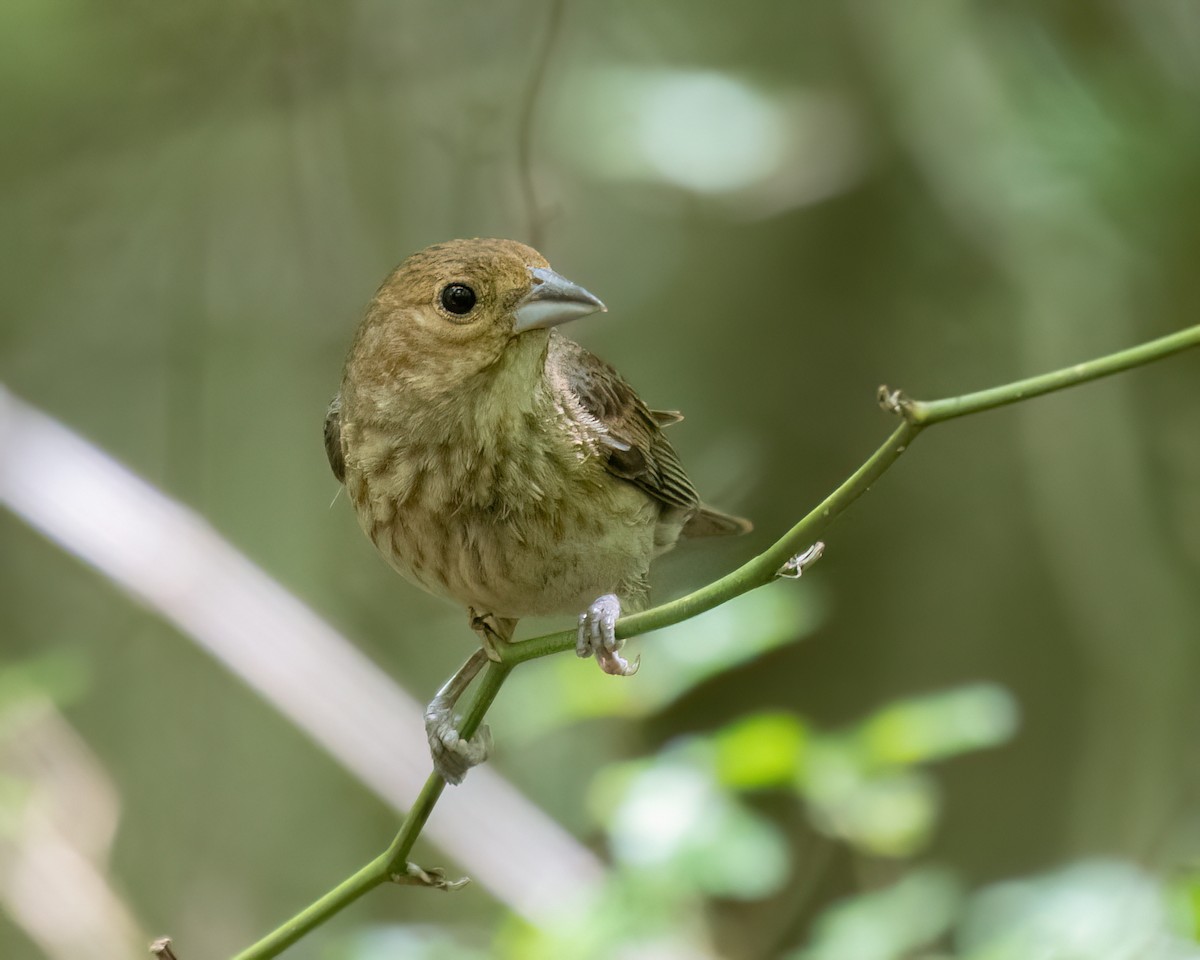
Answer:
[150,938,180,960]
[517,0,565,249]
[232,664,512,960]
[888,323,1200,425]
[232,323,1200,959]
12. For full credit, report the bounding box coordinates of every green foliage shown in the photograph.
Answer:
[789,868,961,960]
[714,711,810,789]
[334,679,1194,960]
[597,745,791,899]
[479,683,1018,957]
[957,861,1200,960]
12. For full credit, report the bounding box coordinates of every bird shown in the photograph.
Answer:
[324,238,750,782]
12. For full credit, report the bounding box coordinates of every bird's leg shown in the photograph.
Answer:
[424,611,517,784]
[424,648,492,785]
[577,593,640,677]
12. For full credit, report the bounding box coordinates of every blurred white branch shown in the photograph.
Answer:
[0,384,605,927]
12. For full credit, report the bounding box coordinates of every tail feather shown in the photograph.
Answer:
[682,504,753,539]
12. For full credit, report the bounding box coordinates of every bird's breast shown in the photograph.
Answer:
[343,414,659,618]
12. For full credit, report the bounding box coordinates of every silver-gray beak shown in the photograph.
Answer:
[513,267,607,333]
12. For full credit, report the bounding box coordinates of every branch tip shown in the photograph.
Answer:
[877,384,916,420]
[150,937,180,960]
[776,542,825,580]
[391,862,471,892]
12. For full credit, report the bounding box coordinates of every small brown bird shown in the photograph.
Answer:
[325,238,749,782]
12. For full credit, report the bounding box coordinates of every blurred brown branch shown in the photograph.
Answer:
[517,0,565,249]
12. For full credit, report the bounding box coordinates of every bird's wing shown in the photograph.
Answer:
[324,394,345,483]
[548,334,698,511]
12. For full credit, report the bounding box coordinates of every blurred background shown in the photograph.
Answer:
[2,2,1200,958]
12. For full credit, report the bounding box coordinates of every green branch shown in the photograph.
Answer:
[231,664,510,960]
[898,323,1200,425]
[230,323,1200,960]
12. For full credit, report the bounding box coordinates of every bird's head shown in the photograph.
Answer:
[347,238,605,398]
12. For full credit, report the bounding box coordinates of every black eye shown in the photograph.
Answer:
[440,283,476,316]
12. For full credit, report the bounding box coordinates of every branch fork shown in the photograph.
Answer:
[390,862,470,891]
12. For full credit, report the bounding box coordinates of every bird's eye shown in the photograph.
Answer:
[440,283,477,316]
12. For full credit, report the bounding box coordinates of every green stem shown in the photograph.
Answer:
[231,323,1200,959]
[378,661,511,874]
[902,323,1200,425]
[231,857,388,960]
[234,662,512,960]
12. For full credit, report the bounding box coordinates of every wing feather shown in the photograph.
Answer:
[548,335,699,511]
[324,394,346,483]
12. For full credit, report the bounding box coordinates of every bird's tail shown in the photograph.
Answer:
[682,504,753,539]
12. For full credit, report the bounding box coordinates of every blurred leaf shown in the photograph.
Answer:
[550,66,867,218]
[498,901,716,960]
[805,754,939,858]
[597,744,791,900]
[957,860,1200,960]
[332,924,490,960]
[496,867,718,960]
[857,684,1019,770]
[789,867,962,960]
[787,685,1016,857]
[714,711,810,789]
[1176,869,1200,942]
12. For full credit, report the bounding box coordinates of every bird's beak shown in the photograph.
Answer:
[512,267,607,333]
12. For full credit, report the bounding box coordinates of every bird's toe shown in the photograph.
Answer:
[577,594,639,677]
[425,702,492,785]
[576,611,592,658]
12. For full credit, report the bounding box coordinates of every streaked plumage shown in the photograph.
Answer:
[326,238,746,620]
[325,238,748,780]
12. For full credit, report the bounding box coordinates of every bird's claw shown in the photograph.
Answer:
[425,700,492,785]
[775,541,825,579]
[390,861,471,891]
[577,593,639,676]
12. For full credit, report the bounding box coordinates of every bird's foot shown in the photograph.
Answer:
[424,648,491,784]
[775,541,825,579]
[577,593,639,677]
[425,698,492,786]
